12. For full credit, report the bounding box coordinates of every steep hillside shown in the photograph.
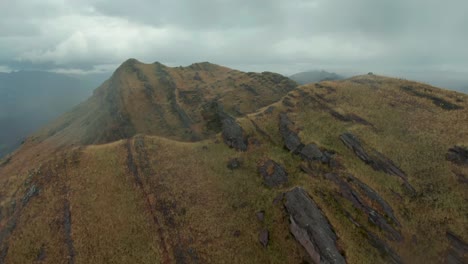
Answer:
[0,67,467,264]
[28,59,296,147]
[0,71,102,158]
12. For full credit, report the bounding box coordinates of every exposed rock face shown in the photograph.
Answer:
[347,175,400,227]
[279,113,303,153]
[259,229,269,248]
[366,230,402,264]
[284,187,346,264]
[222,116,248,151]
[446,231,468,264]
[279,113,337,168]
[339,133,415,195]
[258,160,288,187]
[447,146,468,165]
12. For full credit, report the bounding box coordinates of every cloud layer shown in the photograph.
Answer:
[1,0,467,76]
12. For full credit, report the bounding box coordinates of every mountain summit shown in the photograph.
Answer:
[0,61,467,264]
[29,59,296,146]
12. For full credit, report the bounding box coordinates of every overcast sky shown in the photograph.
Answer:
[0,0,467,89]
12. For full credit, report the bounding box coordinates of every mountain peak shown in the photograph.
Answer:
[30,61,297,146]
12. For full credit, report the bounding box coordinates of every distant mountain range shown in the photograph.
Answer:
[0,71,108,158]
[289,70,343,85]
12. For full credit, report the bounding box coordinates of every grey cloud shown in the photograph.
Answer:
[0,0,467,91]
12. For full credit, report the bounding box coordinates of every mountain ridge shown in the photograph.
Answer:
[0,61,467,264]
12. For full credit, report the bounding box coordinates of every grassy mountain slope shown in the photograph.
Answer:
[0,66,467,264]
[27,59,296,147]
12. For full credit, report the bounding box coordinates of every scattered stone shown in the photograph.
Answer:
[222,116,248,151]
[447,146,468,165]
[299,144,323,161]
[259,229,269,247]
[22,184,39,205]
[284,187,346,264]
[256,211,265,222]
[446,231,468,264]
[258,160,289,187]
[227,158,242,170]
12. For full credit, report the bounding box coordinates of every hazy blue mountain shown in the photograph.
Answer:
[289,70,343,85]
[0,71,108,157]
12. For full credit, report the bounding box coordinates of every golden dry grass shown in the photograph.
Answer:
[0,73,467,263]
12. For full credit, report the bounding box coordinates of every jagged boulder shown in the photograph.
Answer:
[222,116,248,151]
[279,113,303,153]
[284,187,346,264]
[299,144,324,161]
[447,146,468,165]
[258,160,288,187]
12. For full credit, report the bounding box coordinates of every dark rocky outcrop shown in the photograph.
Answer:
[366,230,402,264]
[279,113,339,169]
[299,144,324,161]
[258,160,288,187]
[344,209,402,263]
[222,116,248,151]
[446,231,468,264]
[324,173,402,241]
[259,229,269,248]
[279,113,303,153]
[401,85,463,110]
[346,175,400,226]
[340,133,414,195]
[447,146,468,165]
[284,187,346,264]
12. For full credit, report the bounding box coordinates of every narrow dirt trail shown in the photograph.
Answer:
[126,138,172,264]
